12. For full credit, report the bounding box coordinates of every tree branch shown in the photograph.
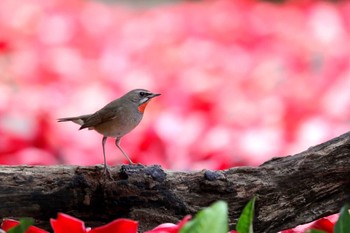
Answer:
[1,131,350,232]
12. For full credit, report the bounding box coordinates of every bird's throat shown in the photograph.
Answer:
[138,102,149,113]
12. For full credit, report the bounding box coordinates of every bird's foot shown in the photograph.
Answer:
[102,165,114,180]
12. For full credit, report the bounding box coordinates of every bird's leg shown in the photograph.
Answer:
[115,138,134,164]
[102,136,112,178]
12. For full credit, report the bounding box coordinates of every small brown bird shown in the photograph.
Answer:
[58,89,160,175]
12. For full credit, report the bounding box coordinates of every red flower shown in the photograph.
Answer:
[1,219,49,233]
[0,41,10,54]
[307,218,334,233]
[281,216,336,233]
[145,215,191,233]
[88,218,138,233]
[50,213,138,233]
[2,213,191,233]
[50,213,86,233]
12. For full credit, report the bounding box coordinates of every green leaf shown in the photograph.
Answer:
[7,218,34,233]
[334,204,350,233]
[180,201,228,233]
[236,196,256,233]
[306,229,327,233]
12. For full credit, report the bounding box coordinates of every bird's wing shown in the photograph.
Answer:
[79,103,120,130]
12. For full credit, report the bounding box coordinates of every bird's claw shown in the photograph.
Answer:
[102,165,114,180]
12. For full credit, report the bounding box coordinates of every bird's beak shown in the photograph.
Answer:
[150,93,161,98]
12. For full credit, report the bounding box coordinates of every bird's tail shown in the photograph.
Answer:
[57,115,90,126]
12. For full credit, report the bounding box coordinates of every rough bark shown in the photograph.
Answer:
[1,131,350,232]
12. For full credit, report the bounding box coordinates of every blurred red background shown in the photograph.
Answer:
[1,0,349,231]
[1,0,350,170]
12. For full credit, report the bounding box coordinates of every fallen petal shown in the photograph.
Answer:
[1,219,49,233]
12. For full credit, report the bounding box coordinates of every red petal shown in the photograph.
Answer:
[88,218,137,233]
[308,218,334,233]
[1,219,20,232]
[50,213,87,233]
[177,215,191,230]
[1,219,49,233]
[145,215,191,233]
[280,230,300,233]
[146,223,177,233]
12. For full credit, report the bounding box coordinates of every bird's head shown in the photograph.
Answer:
[125,89,161,113]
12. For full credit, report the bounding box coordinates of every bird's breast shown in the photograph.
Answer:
[138,102,149,113]
[94,110,142,138]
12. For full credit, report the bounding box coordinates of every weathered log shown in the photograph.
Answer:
[1,131,350,232]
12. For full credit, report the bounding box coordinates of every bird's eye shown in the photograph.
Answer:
[139,92,146,97]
